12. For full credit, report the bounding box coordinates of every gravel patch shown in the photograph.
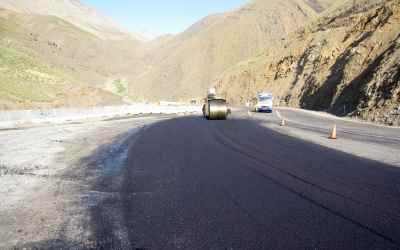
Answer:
[0,115,166,249]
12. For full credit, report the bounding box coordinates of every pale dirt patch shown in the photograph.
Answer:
[24,69,57,82]
[0,116,164,249]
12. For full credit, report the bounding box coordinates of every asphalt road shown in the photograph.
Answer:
[276,108,400,147]
[87,111,400,250]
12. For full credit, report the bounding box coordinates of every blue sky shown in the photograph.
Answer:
[82,0,249,35]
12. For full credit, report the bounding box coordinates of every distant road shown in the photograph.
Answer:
[88,109,400,249]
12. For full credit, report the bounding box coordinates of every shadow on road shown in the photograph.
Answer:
[14,116,400,249]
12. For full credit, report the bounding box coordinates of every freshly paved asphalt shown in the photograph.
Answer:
[86,111,400,250]
[276,108,400,147]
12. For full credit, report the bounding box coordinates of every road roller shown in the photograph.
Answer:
[202,88,229,120]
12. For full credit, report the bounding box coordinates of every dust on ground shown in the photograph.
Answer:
[0,115,165,249]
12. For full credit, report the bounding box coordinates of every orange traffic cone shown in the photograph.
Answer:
[329,125,337,139]
[280,119,286,126]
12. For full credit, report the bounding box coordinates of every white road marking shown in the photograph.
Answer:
[276,110,282,119]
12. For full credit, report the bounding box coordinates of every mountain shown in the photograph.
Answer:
[0,9,131,109]
[214,0,400,125]
[2,0,398,126]
[0,4,152,109]
[303,0,339,12]
[0,0,144,41]
[0,0,153,109]
[127,0,325,101]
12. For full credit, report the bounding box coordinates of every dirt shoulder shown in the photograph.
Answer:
[0,116,164,249]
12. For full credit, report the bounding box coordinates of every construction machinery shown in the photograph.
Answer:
[202,88,229,120]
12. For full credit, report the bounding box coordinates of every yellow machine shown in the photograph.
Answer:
[202,88,229,120]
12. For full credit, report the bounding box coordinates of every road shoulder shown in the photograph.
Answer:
[0,116,162,249]
[243,110,400,167]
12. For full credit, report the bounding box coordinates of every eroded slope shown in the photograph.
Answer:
[129,0,320,101]
[215,0,400,125]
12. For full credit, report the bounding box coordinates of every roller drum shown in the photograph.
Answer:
[208,99,228,120]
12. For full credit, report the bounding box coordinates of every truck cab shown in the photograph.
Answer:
[252,93,274,113]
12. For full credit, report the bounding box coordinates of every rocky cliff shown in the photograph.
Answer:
[215,0,400,125]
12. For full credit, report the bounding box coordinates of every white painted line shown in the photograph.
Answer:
[276,110,282,119]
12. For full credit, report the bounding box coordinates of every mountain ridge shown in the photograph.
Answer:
[127,0,322,101]
[0,0,147,41]
[0,7,147,109]
[1,0,398,126]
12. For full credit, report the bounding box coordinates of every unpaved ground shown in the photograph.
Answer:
[0,116,166,249]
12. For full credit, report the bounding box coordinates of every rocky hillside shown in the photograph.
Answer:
[0,0,335,109]
[0,9,147,109]
[0,0,145,40]
[1,0,398,125]
[128,0,323,101]
[215,0,400,125]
